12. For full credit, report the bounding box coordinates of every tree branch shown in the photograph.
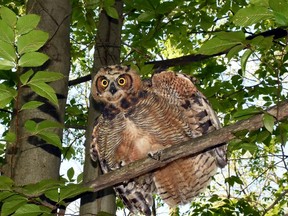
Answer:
[147,27,288,69]
[263,189,288,215]
[68,28,288,86]
[85,100,288,192]
[68,74,91,86]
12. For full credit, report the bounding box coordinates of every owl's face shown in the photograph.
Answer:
[92,65,142,105]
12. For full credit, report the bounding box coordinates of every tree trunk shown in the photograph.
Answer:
[3,0,71,185]
[80,1,123,215]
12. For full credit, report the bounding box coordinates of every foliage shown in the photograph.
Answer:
[0,175,90,216]
[0,5,90,215]
[0,5,65,148]
[1,0,288,215]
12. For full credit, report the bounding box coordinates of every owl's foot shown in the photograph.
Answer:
[90,145,98,162]
[148,150,163,161]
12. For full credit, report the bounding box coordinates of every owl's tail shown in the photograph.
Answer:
[114,174,156,215]
[214,144,227,168]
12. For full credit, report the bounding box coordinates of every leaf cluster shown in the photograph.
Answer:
[0,6,66,175]
[0,175,90,216]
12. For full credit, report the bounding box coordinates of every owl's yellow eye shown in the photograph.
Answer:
[101,79,109,87]
[118,77,126,86]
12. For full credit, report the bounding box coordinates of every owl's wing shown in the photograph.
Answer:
[90,115,155,215]
[150,71,227,168]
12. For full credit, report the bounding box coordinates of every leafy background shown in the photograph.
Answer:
[0,0,288,215]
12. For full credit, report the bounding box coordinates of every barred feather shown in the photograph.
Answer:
[90,65,227,214]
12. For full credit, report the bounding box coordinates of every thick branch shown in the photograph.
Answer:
[147,27,288,69]
[85,101,288,192]
[68,28,288,86]
[68,74,91,86]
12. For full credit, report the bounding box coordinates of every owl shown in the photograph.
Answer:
[90,65,227,215]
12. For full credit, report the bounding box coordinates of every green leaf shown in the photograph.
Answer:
[270,0,288,26]
[103,0,115,6]
[251,0,269,7]
[156,2,176,14]
[77,172,83,183]
[257,130,271,142]
[226,44,245,61]
[0,40,16,61]
[18,52,49,67]
[28,82,58,105]
[24,120,62,148]
[273,11,288,26]
[14,204,51,216]
[139,64,154,76]
[104,6,119,19]
[240,142,258,154]
[19,69,34,85]
[44,188,60,202]
[198,37,240,55]
[16,14,41,35]
[0,20,14,43]
[232,6,273,27]
[62,146,76,160]
[233,107,262,120]
[4,131,16,143]
[20,101,44,111]
[0,58,15,70]
[0,191,14,202]
[0,6,17,28]
[67,167,75,181]
[25,120,62,134]
[28,71,64,84]
[269,0,288,17]
[225,175,244,186]
[249,35,273,50]
[0,176,14,190]
[214,31,246,42]
[241,49,253,74]
[0,84,17,108]
[37,131,62,149]
[17,30,49,54]
[1,198,27,216]
[23,179,60,196]
[263,113,275,133]
[137,11,155,22]
[24,120,37,133]
[58,184,91,202]
[37,120,63,131]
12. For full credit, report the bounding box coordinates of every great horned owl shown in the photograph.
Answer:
[90,65,227,215]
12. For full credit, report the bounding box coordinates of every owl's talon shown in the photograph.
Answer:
[118,160,126,168]
[148,150,162,161]
[90,148,98,162]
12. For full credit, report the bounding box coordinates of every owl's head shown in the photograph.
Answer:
[91,65,142,106]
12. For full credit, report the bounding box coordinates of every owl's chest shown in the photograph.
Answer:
[116,118,161,163]
[98,95,192,167]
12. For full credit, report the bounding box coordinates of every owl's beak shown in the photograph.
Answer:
[109,82,117,95]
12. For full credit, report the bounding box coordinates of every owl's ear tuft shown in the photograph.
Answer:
[126,69,142,92]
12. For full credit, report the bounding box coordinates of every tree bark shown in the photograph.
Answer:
[3,0,71,186]
[80,1,123,215]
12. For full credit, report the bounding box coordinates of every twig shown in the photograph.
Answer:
[263,189,288,215]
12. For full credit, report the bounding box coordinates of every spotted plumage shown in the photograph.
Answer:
[90,65,227,215]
